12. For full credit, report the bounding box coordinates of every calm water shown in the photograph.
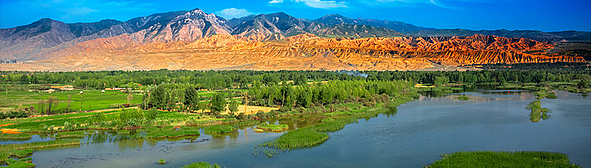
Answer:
[27,90,591,167]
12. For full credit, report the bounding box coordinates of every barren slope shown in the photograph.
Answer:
[0,34,584,71]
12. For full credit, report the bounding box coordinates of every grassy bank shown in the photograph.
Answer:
[428,151,581,168]
[0,139,80,151]
[145,126,200,139]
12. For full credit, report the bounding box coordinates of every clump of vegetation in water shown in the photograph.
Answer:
[428,151,581,168]
[145,126,200,139]
[0,139,79,166]
[6,160,36,168]
[182,162,221,168]
[536,90,557,99]
[455,96,469,101]
[0,149,32,163]
[158,159,165,165]
[260,128,329,150]
[54,130,86,139]
[527,100,550,122]
[256,123,288,132]
[311,119,351,132]
[0,140,80,151]
[203,125,235,134]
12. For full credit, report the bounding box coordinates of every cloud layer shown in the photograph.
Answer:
[215,8,254,19]
[269,0,347,9]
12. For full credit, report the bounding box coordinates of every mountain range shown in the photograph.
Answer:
[0,8,588,71]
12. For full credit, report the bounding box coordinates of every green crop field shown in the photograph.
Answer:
[0,90,142,112]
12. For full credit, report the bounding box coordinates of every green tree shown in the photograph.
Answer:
[184,86,199,111]
[149,85,166,109]
[20,75,28,84]
[578,79,588,89]
[228,99,239,114]
[434,76,449,86]
[209,93,227,115]
[146,108,158,121]
[297,87,312,108]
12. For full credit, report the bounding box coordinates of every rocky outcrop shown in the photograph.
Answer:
[127,8,231,43]
[0,18,77,60]
[231,12,308,38]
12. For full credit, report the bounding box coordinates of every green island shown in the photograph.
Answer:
[256,122,289,132]
[455,95,470,101]
[0,70,589,167]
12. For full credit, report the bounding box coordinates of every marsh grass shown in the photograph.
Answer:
[256,123,288,132]
[0,149,32,163]
[145,126,200,139]
[0,134,32,141]
[455,96,469,101]
[527,100,550,122]
[54,130,86,139]
[260,128,329,150]
[203,125,235,134]
[428,151,581,168]
[536,90,558,99]
[0,139,80,151]
[310,119,351,132]
[182,162,221,168]
[5,160,35,168]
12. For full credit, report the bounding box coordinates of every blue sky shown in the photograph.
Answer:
[0,0,589,31]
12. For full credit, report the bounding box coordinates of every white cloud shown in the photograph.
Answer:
[373,0,450,8]
[269,0,284,4]
[295,0,348,9]
[215,8,254,19]
[63,7,98,16]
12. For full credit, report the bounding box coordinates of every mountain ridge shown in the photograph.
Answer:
[0,8,587,72]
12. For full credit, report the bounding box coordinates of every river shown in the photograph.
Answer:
[28,90,591,167]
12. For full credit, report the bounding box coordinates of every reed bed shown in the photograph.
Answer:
[428,151,581,168]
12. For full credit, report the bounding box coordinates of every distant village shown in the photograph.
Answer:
[0,60,18,64]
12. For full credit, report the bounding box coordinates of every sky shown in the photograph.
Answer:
[0,0,590,31]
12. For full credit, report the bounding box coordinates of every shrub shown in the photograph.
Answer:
[4,110,29,119]
[63,121,72,130]
[146,108,158,121]
[228,99,239,113]
[91,113,106,124]
[119,109,145,126]
[158,159,166,165]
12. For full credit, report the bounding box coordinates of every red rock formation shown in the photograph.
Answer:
[0,34,584,71]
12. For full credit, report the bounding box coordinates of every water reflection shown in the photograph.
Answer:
[383,107,398,117]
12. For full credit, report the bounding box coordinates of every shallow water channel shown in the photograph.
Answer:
[20,90,591,167]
